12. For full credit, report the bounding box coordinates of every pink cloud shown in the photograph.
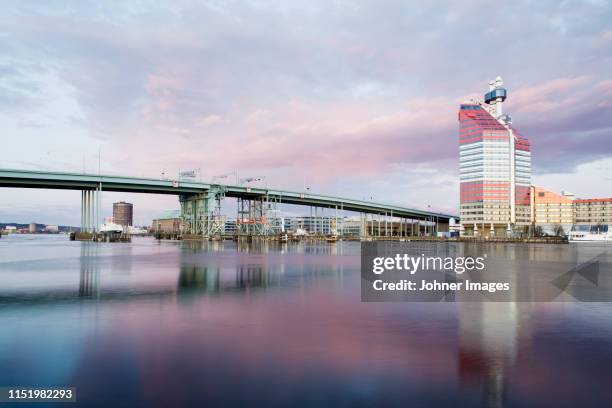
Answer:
[510,76,591,114]
[108,93,458,185]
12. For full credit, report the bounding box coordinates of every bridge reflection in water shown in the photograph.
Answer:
[78,242,100,298]
[75,240,352,301]
[178,265,270,294]
[176,240,349,296]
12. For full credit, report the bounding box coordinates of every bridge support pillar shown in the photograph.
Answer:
[81,191,85,231]
[89,190,93,232]
[85,190,90,232]
[80,188,101,233]
[235,195,274,236]
[179,187,225,237]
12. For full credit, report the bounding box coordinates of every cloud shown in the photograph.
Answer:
[600,29,612,42]
[505,77,612,172]
[533,157,612,199]
[196,115,222,127]
[1,0,611,222]
[510,76,591,114]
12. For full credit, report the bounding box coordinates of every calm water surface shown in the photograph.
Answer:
[1,234,612,407]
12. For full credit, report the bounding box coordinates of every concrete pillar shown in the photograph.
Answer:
[87,190,91,232]
[89,191,93,232]
[88,190,92,233]
[92,190,96,232]
[99,185,102,231]
[95,189,98,232]
[98,189,101,231]
[96,187,100,232]
[93,189,97,233]
[81,191,84,231]
[93,189,97,232]
[385,212,388,237]
[88,191,92,232]
[85,191,89,232]
[90,190,94,232]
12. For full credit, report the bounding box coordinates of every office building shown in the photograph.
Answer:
[459,76,531,237]
[297,216,336,235]
[530,186,574,235]
[224,219,237,235]
[574,198,612,225]
[152,210,182,233]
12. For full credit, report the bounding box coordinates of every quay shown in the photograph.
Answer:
[151,233,567,244]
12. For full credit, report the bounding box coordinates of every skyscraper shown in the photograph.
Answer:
[459,77,531,237]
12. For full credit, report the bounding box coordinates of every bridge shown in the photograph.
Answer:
[0,168,456,237]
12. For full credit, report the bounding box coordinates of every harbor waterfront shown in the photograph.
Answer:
[1,234,612,407]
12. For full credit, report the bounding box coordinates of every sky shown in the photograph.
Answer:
[1,0,611,226]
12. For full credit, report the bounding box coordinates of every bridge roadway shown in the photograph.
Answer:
[0,168,456,222]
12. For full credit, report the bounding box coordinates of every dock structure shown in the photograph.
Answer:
[0,168,457,240]
[70,231,131,242]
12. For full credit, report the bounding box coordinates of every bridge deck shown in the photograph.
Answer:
[0,169,456,221]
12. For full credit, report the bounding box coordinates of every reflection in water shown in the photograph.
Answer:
[178,265,272,294]
[177,241,350,297]
[235,265,269,289]
[458,243,525,407]
[1,236,612,407]
[454,243,612,406]
[181,239,344,256]
[79,243,100,298]
[459,303,524,408]
[178,266,220,293]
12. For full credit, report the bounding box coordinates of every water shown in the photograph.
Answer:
[1,234,612,407]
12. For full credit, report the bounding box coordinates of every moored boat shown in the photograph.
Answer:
[100,222,124,233]
[568,224,611,242]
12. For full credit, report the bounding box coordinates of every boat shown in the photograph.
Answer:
[128,226,148,235]
[100,222,124,233]
[295,228,308,237]
[568,224,611,242]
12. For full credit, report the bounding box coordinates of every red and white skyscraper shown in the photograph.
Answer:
[459,77,531,237]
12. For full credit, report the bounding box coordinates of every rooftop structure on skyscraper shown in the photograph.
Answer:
[484,76,507,117]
